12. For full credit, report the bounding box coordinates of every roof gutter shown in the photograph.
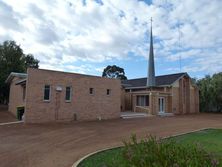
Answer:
[124,85,171,90]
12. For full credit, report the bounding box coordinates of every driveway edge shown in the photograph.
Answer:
[0,121,23,126]
[72,127,213,167]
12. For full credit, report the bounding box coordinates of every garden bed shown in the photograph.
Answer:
[78,129,222,167]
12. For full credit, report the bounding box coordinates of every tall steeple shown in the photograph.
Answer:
[147,17,156,87]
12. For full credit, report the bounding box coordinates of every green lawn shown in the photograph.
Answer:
[172,129,222,158]
[78,129,222,167]
[78,147,125,167]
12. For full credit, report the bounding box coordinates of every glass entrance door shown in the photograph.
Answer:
[159,97,165,113]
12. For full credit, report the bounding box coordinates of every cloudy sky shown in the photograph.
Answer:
[0,0,222,79]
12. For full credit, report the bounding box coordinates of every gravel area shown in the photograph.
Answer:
[0,113,221,167]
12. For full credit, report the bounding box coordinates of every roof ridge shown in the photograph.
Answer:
[126,72,186,81]
[156,72,186,77]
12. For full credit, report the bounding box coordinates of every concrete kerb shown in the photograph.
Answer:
[72,127,213,167]
[0,121,23,126]
[72,145,123,167]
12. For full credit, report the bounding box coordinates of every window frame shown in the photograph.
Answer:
[89,88,94,95]
[43,85,51,102]
[136,95,149,106]
[106,89,111,96]
[65,86,72,102]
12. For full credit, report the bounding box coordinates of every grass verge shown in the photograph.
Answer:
[78,129,222,167]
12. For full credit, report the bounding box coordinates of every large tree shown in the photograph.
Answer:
[0,40,39,104]
[102,65,127,80]
[197,73,222,112]
[211,73,222,111]
[24,54,39,69]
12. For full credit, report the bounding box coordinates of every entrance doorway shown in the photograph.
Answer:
[159,97,165,113]
[55,86,62,120]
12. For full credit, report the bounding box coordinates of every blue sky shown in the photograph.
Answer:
[0,0,222,79]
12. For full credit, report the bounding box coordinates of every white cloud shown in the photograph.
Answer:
[0,0,222,76]
[0,1,20,30]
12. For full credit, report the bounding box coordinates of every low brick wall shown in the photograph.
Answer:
[135,106,150,113]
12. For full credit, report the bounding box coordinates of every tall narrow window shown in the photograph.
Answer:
[89,88,94,95]
[65,86,71,101]
[107,89,111,95]
[44,85,50,101]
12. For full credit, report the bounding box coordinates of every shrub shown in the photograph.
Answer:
[109,135,219,167]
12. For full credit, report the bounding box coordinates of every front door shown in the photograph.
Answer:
[159,97,165,113]
[55,86,62,120]
[55,91,61,120]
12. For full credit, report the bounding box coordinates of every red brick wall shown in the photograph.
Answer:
[172,77,199,114]
[8,77,25,116]
[25,68,121,123]
[121,75,199,115]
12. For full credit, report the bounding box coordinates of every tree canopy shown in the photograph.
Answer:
[102,65,127,80]
[0,40,39,104]
[197,72,222,112]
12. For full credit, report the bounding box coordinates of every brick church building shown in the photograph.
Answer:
[6,21,199,123]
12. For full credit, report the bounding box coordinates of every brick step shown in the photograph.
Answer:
[120,113,152,119]
[158,112,174,117]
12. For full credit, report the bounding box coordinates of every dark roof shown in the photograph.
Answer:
[122,73,187,88]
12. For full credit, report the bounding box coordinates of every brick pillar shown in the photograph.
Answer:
[149,92,157,115]
[132,94,136,112]
[166,96,172,113]
[165,96,168,113]
[154,93,158,114]
[149,93,153,114]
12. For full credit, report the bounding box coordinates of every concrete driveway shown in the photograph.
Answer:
[0,105,17,123]
[0,113,222,167]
